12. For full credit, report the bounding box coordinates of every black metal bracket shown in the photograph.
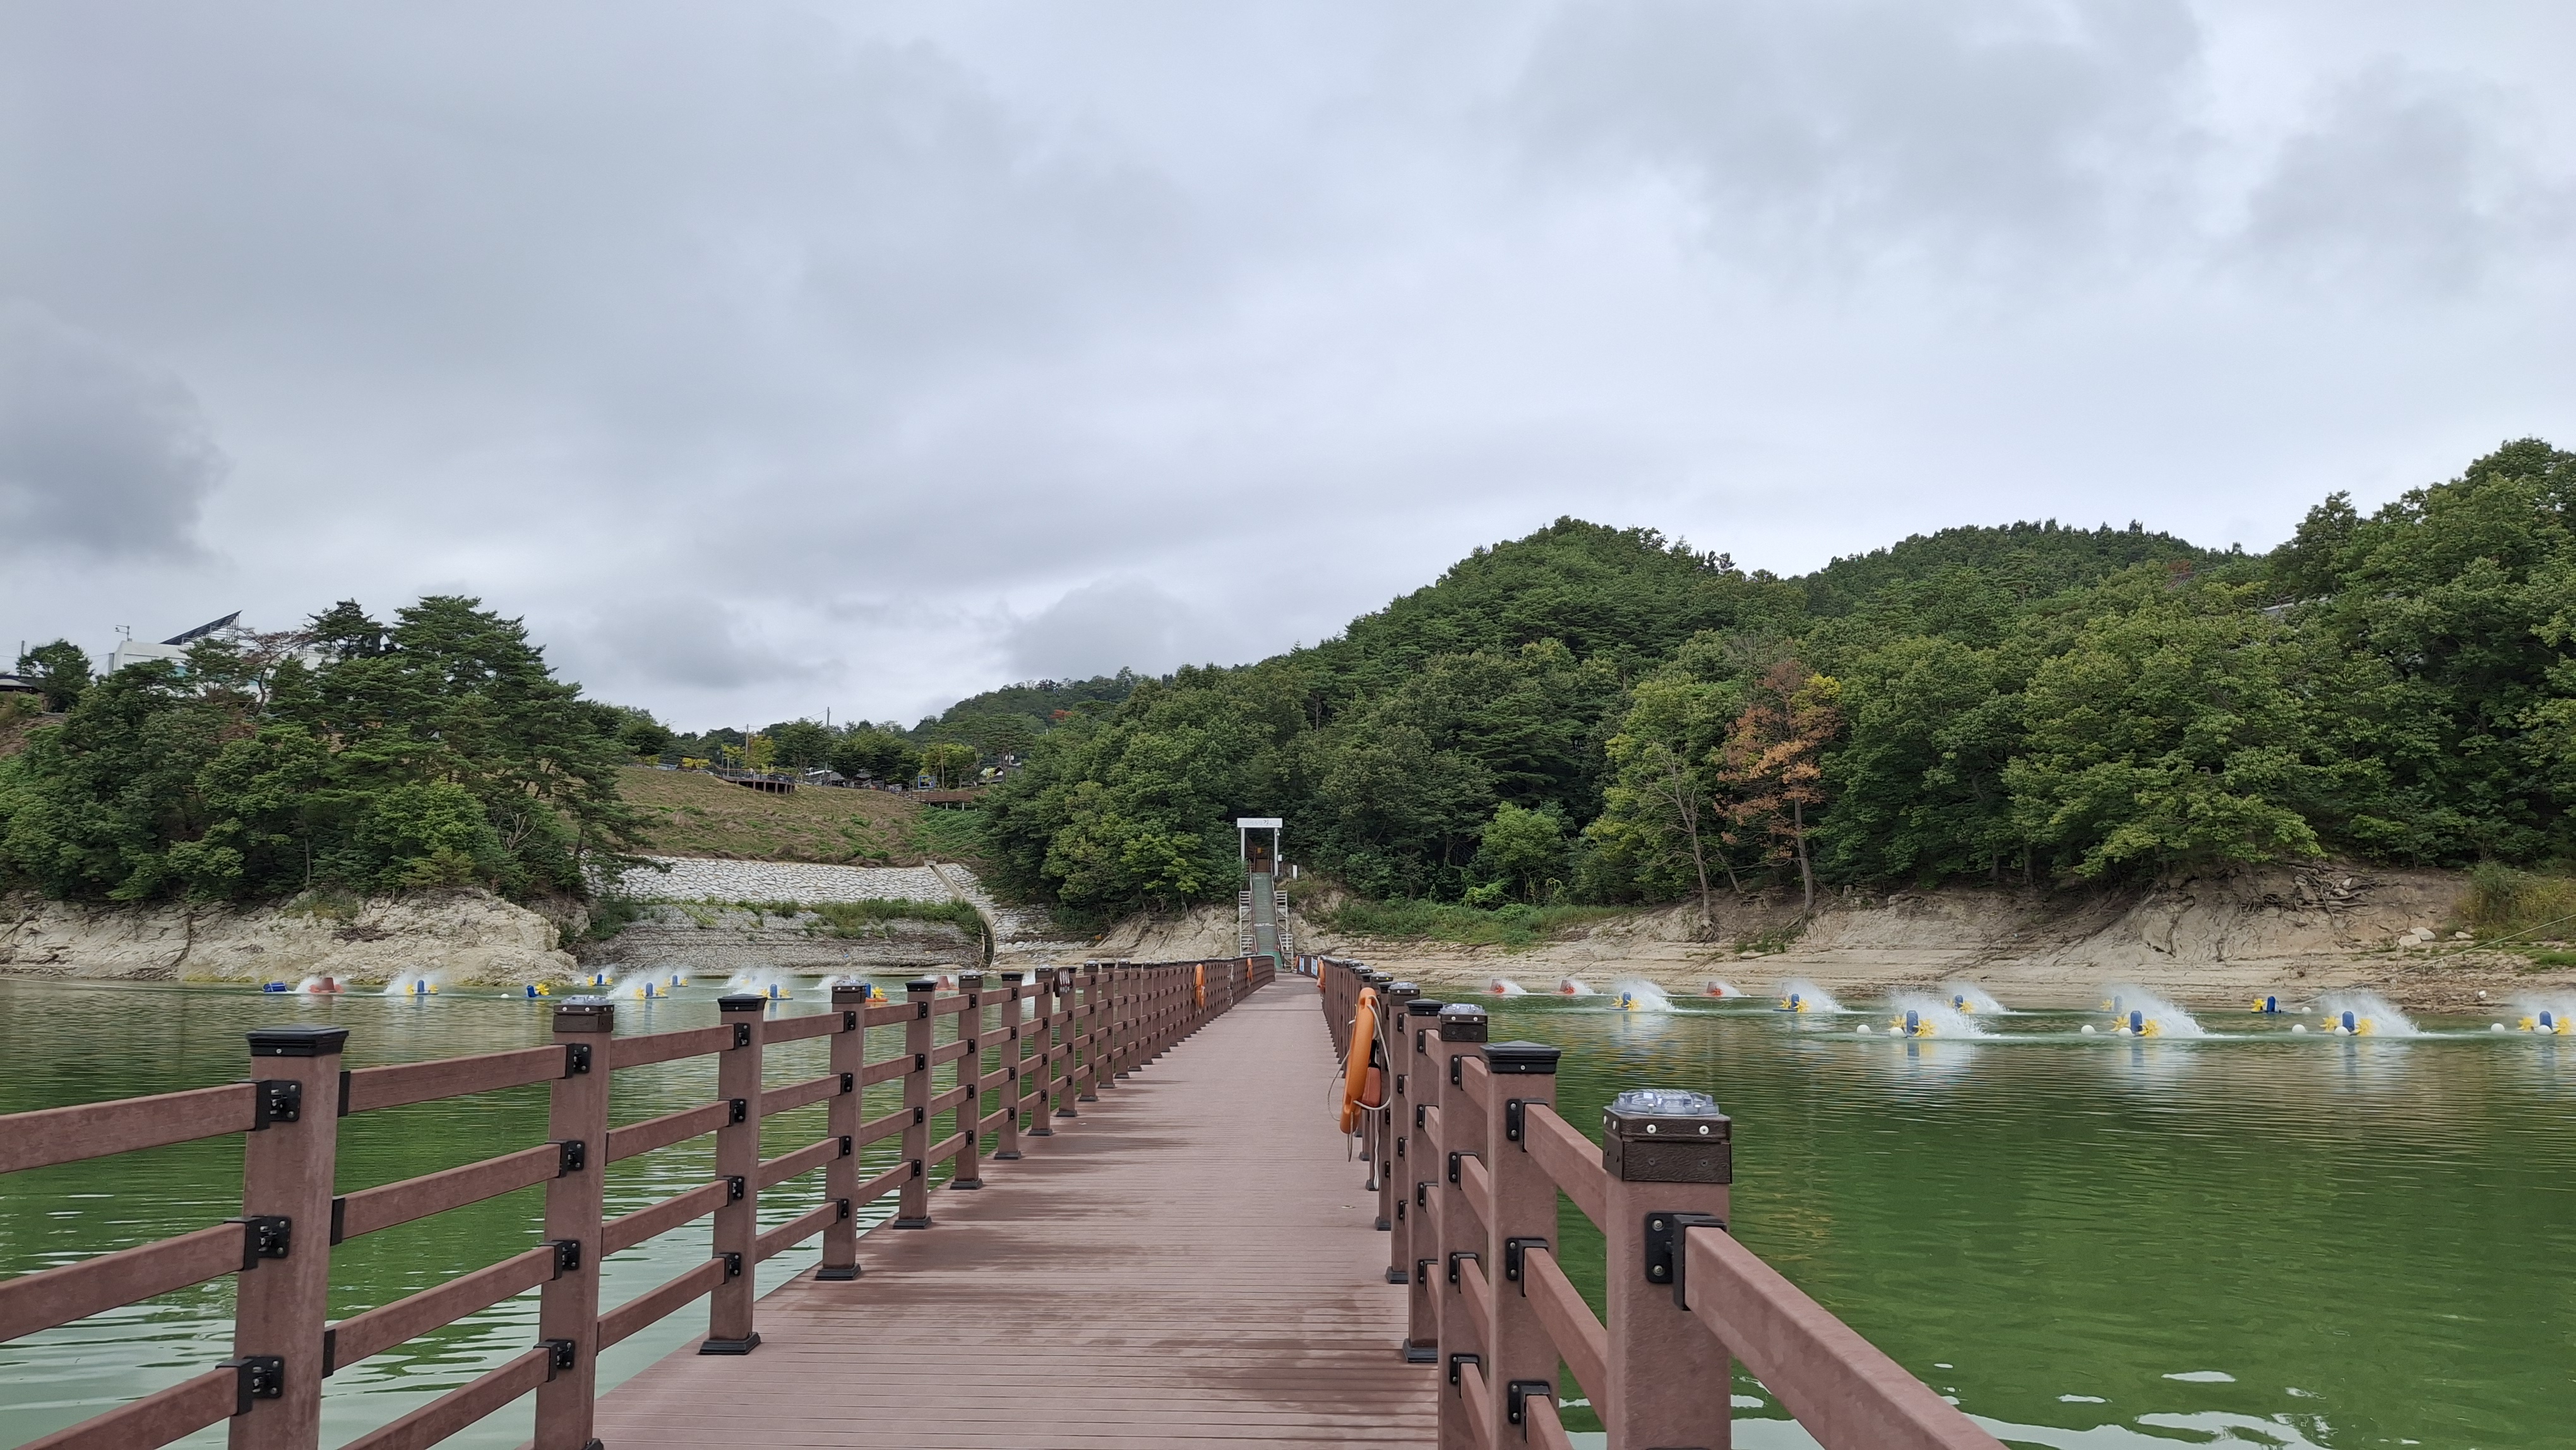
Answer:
[914,1053,927,1072]
[1446,1351,1481,1388]
[1446,1249,1479,1285]
[233,1214,292,1269]
[909,1158,924,1178]
[251,1079,302,1129]
[1643,1210,1727,1307]
[835,1197,852,1219]
[843,1009,859,1031]
[220,1354,283,1413]
[562,1042,592,1076]
[1505,1098,1527,1144]
[1414,1103,1426,1131]
[912,1106,926,1125]
[964,1038,978,1053]
[731,1022,753,1048]
[838,1134,853,1158]
[337,1069,351,1117]
[1504,1236,1547,1286]
[719,1250,742,1279]
[554,1139,587,1176]
[1448,1151,1473,1185]
[840,1072,855,1094]
[1507,1379,1553,1428]
[1450,1057,1463,1087]
[916,1002,930,1019]
[724,1175,746,1202]
[550,1238,581,1276]
[1416,1180,1430,1208]
[728,1098,748,1125]
[543,1338,578,1379]
[328,1197,346,1246]
[1416,1257,1434,1286]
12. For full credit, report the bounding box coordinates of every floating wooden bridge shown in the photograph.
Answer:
[0,952,2000,1450]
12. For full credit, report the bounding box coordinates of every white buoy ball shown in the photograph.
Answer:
[2492,1022,2508,1032]
[1856,1024,1873,1034]
[2078,1024,2096,1035]
[2290,1024,2308,1034]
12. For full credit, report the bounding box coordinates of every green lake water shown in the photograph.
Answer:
[4,975,2573,1448]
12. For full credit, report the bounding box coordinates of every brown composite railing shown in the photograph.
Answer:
[1310,955,2005,1450]
[0,956,1273,1450]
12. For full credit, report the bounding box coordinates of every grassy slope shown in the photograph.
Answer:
[621,767,961,865]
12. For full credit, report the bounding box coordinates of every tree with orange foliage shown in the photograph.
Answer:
[1716,661,1844,913]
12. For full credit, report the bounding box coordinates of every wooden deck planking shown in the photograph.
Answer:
[590,981,1434,1448]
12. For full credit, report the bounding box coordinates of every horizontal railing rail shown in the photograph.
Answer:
[1321,956,2005,1450]
[1,952,1274,1450]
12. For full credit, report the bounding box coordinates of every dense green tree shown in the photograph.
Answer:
[0,597,643,902]
[1474,802,1568,904]
[14,640,92,712]
[764,719,835,770]
[828,728,919,784]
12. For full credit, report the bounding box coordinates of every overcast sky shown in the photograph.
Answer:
[6,2,2572,729]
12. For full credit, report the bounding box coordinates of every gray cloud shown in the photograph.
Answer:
[0,304,224,558]
[1,3,2570,729]
[1510,0,2205,273]
[2239,64,2570,291]
[1005,578,1232,683]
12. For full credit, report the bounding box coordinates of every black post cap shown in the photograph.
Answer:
[1436,1002,1489,1043]
[1482,1041,1561,1075]
[1366,971,1395,987]
[1001,971,1025,983]
[1601,1088,1732,1184]
[1405,998,1448,1017]
[717,994,768,1013]
[553,1000,616,1033]
[907,978,939,993]
[247,1025,350,1058]
[1386,981,1422,1000]
[830,981,870,1003]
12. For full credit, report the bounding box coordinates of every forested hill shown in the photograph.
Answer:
[984,439,2576,921]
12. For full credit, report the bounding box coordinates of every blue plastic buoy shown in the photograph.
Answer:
[2129,1010,2145,1035]
[261,981,290,993]
[2341,1010,2359,1033]
[1904,1009,1923,1036]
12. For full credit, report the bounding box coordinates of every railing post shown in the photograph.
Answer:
[229,1024,347,1450]
[1111,962,1135,1081]
[1482,1041,1562,1446]
[1601,1090,1734,1450]
[1076,965,1102,1103]
[1376,981,1420,1231]
[1400,995,1446,1362]
[703,994,766,1353]
[1431,1002,1488,1450]
[535,1000,612,1448]
[953,971,986,1190]
[896,978,935,1227]
[1391,994,1443,1300]
[819,982,869,1279]
[995,971,1026,1160]
[1033,969,1066,1132]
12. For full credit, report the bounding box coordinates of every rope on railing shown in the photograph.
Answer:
[0,954,1271,1450]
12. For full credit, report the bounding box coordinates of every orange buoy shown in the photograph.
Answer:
[1339,986,1383,1134]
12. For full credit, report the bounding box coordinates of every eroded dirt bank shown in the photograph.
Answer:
[0,889,583,986]
[1096,864,2576,1012]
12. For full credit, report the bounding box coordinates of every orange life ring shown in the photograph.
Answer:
[1339,986,1383,1134]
